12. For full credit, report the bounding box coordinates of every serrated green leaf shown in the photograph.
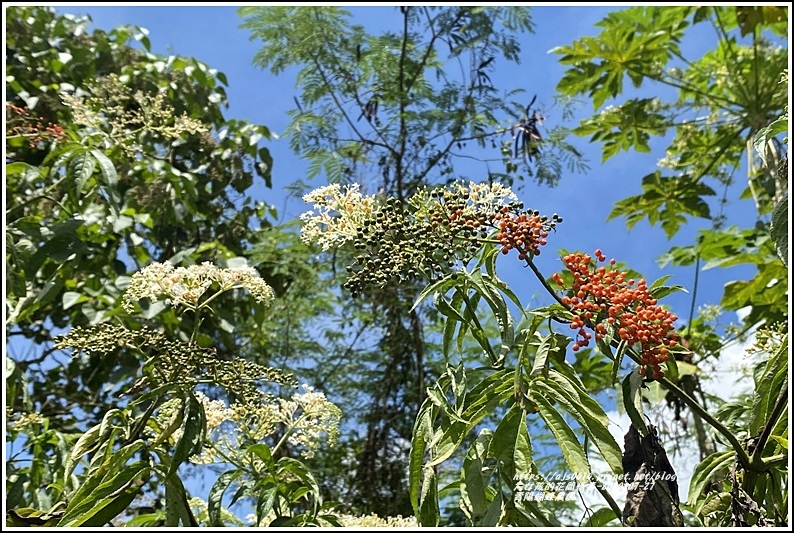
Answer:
[687,451,734,507]
[411,272,460,313]
[622,371,648,436]
[59,461,148,526]
[169,393,205,477]
[460,430,491,522]
[529,389,590,477]
[164,475,196,527]
[749,337,788,434]
[418,466,440,526]
[63,422,101,487]
[208,470,240,526]
[535,378,623,475]
[409,401,436,515]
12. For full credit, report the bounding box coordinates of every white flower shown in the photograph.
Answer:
[122,261,274,312]
[299,183,379,251]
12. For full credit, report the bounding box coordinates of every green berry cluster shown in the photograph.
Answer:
[342,185,562,297]
[344,197,480,297]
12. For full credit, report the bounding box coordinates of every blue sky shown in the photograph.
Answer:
[14,4,784,521]
[56,4,765,324]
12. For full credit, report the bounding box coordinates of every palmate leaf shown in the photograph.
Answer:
[552,7,689,108]
[608,171,716,238]
[574,99,669,163]
[736,6,789,36]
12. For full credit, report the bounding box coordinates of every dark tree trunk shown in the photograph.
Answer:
[622,424,684,527]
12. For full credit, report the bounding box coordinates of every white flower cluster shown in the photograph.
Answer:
[277,384,342,459]
[195,391,232,429]
[299,183,379,250]
[10,412,47,431]
[337,513,418,527]
[122,261,274,313]
[414,180,519,218]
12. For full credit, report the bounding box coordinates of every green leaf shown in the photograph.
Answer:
[535,377,623,475]
[428,419,468,467]
[418,466,440,526]
[769,195,788,267]
[409,402,435,515]
[63,422,102,487]
[753,115,788,163]
[68,439,144,508]
[698,491,731,518]
[736,6,788,36]
[610,339,628,385]
[26,230,85,279]
[164,475,196,527]
[621,370,648,436]
[489,405,527,479]
[208,470,240,526]
[69,150,96,195]
[7,507,64,527]
[276,457,322,509]
[91,149,118,192]
[529,389,590,477]
[482,490,503,526]
[460,430,491,522]
[62,291,84,310]
[461,369,515,422]
[607,172,716,238]
[584,506,621,526]
[244,443,275,470]
[169,392,205,477]
[749,337,788,434]
[470,271,514,361]
[530,334,552,378]
[411,271,460,313]
[58,461,148,526]
[512,410,533,482]
[687,450,734,507]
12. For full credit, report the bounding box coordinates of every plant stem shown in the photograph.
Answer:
[591,474,623,519]
[659,376,752,470]
[751,383,788,468]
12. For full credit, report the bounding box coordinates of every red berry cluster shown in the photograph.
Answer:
[493,207,562,261]
[6,103,66,148]
[551,250,678,380]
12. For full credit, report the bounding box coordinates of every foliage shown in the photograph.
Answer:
[4,6,281,438]
[238,6,587,196]
[4,6,344,527]
[238,5,593,515]
[552,6,788,329]
[7,262,341,526]
[4,5,788,528]
[303,174,787,526]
